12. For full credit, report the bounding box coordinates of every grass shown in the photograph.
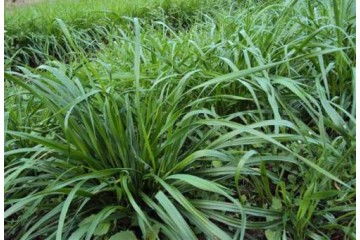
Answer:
[5,0,214,67]
[4,0,356,239]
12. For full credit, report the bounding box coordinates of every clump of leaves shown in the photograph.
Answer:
[5,0,355,239]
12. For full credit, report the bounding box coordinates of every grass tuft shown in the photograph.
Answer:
[5,0,355,239]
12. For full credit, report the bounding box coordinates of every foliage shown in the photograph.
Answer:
[5,0,355,239]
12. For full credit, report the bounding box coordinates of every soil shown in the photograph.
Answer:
[5,0,43,6]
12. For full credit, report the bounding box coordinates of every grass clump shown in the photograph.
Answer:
[5,0,355,239]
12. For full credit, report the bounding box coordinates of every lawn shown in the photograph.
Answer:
[4,0,356,239]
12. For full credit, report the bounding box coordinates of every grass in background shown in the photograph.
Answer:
[5,0,356,239]
[5,0,214,67]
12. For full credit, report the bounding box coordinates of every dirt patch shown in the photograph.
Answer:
[5,0,43,6]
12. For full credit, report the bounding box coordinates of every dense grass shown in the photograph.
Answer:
[5,0,355,239]
[5,0,214,67]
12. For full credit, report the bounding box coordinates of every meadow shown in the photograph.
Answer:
[4,0,356,239]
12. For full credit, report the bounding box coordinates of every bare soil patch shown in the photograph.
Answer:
[5,0,43,7]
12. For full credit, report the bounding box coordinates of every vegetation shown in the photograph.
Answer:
[5,0,355,239]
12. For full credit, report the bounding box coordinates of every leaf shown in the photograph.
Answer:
[235,150,257,199]
[68,226,88,240]
[154,175,233,240]
[94,222,110,236]
[56,180,86,240]
[166,174,231,198]
[78,214,96,227]
[85,206,119,240]
[170,150,232,174]
[20,203,63,240]
[109,231,137,240]
[56,19,78,52]
[155,191,197,240]
[212,160,223,168]
[265,229,282,240]
[188,48,344,93]
[271,198,282,211]
[121,175,151,228]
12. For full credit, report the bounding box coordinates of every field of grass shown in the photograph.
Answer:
[4,0,356,239]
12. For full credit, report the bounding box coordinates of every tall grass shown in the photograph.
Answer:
[5,0,214,67]
[5,0,355,239]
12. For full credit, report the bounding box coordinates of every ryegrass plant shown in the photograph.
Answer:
[5,0,355,239]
